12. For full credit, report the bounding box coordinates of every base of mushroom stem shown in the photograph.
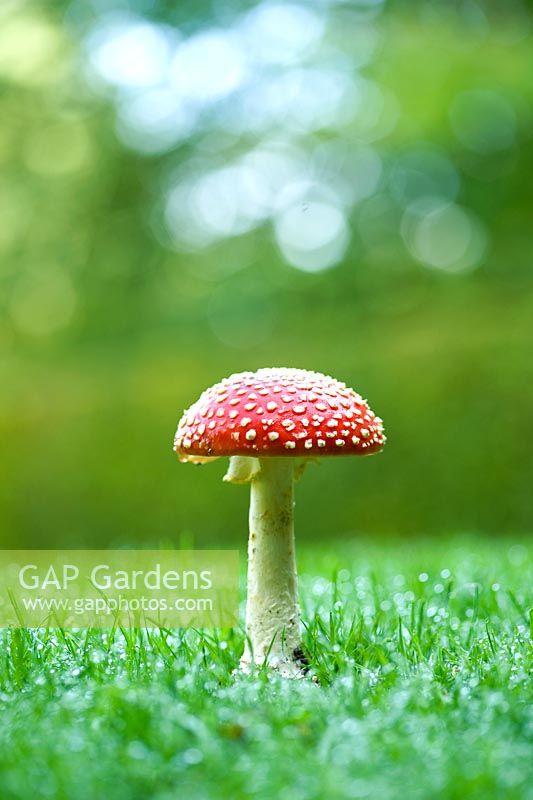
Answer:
[239,647,309,679]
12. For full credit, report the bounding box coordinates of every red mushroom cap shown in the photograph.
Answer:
[174,368,386,462]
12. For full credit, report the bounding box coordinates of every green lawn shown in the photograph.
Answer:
[0,537,531,800]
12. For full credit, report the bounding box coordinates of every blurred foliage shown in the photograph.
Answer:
[0,0,532,547]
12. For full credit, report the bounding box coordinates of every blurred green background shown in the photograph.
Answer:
[0,0,532,548]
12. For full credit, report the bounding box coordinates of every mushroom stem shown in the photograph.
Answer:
[240,457,305,677]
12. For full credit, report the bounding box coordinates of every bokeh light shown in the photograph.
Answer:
[401,200,488,273]
[116,88,195,155]
[87,15,176,90]
[239,3,324,66]
[81,0,401,271]
[274,201,349,273]
[170,30,246,103]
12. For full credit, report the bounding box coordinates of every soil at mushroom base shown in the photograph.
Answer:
[174,367,386,677]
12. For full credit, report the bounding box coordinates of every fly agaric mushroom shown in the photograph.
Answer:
[174,368,386,677]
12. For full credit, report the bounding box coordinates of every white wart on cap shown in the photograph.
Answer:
[174,367,386,462]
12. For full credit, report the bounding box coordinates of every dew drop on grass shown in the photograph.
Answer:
[127,741,149,761]
[90,649,105,664]
[311,577,329,596]
[183,748,204,765]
